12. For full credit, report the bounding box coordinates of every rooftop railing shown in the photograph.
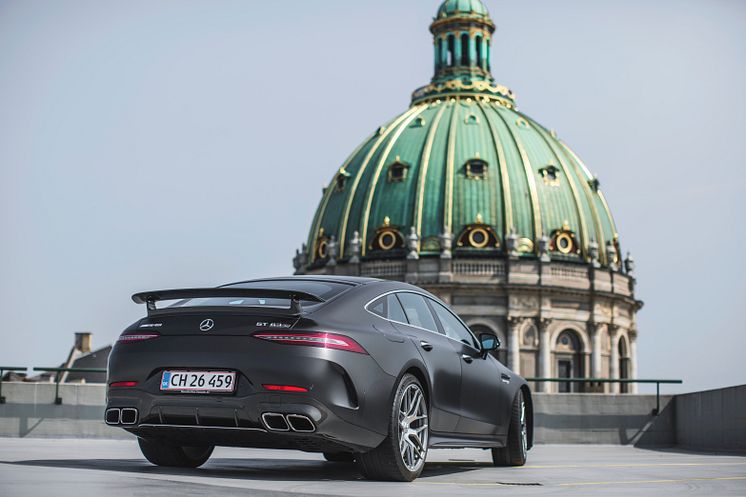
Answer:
[1,367,682,412]
[526,378,683,415]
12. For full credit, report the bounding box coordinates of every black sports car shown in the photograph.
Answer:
[106,276,533,481]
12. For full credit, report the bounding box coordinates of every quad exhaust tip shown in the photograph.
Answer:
[262,412,315,433]
[105,407,138,426]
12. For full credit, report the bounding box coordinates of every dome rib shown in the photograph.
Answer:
[360,105,429,257]
[444,101,461,234]
[477,100,512,239]
[491,103,542,247]
[414,103,449,247]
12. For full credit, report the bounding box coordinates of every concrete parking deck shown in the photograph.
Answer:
[0,439,744,497]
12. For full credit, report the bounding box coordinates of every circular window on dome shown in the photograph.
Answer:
[378,231,398,251]
[468,227,490,249]
[551,229,577,255]
[317,239,328,259]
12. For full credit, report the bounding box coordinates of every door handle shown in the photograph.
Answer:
[501,373,511,383]
[420,340,433,351]
[461,354,474,364]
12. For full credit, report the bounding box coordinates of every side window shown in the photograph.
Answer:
[397,292,439,333]
[429,299,479,349]
[368,296,386,318]
[367,293,409,324]
[387,294,408,323]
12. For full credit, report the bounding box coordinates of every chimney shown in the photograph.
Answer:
[75,332,92,353]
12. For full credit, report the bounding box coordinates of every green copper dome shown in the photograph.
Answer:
[302,0,621,269]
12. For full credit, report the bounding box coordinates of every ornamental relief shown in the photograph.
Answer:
[594,303,613,318]
[509,295,539,310]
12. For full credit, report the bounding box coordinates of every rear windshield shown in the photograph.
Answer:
[162,280,353,310]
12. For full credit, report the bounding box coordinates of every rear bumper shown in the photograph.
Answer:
[106,335,395,452]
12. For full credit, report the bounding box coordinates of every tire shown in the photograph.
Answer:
[357,374,429,481]
[323,452,355,463]
[492,389,528,466]
[138,437,214,468]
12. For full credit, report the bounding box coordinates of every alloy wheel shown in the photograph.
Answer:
[519,398,527,460]
[398,383,428,472]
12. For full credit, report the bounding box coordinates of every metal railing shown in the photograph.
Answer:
[526,377,683,415]
[0,367,28,404]
[32,367,108,404]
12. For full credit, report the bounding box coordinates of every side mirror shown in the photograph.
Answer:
[479,332,500,353]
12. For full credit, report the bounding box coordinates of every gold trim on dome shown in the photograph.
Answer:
[444,98,460,234]
[517,237,534,253]
[411,80,515,104]
[360,105,428,256]
[477,101,512,237]
[338,105,425,258]
[492,102,542,251]
[415,103,448,250]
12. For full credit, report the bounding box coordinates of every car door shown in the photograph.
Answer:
[427,298,513,436]
[391,292,462,433]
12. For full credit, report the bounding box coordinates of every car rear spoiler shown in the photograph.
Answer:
[132,288,324,315]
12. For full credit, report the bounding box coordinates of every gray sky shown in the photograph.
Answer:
[1,0,744,393]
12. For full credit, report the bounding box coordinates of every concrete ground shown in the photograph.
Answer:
[0,439,744,497]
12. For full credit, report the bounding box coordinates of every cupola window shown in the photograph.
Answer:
[465,159,488,180]
[410,116,426,128]
[539,164,561,186]
[465,113,479,125]
[335,170,351,192]
[588,177,600,192]
[387,157,410,183]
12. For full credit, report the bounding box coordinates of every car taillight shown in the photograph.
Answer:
[109,381,138,388]
[252,331,368,354]
[117,331,160,343]
[262,384,308,392]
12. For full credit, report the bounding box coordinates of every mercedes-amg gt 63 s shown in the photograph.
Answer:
[106,276,533,481]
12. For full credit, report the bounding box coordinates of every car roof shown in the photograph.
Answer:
[223,275,382,287]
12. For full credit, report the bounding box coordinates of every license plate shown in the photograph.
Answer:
[160,370,236,393]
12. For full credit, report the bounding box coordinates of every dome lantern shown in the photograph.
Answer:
[430,0,495,85]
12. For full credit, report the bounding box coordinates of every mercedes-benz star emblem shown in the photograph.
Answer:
[199,319,214,332]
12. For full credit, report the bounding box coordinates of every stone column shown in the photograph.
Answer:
[629,332,638,393]
[537,318,552,393]
[590,323,603,379]
[608,325,620,393]
[507,317,522,375]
